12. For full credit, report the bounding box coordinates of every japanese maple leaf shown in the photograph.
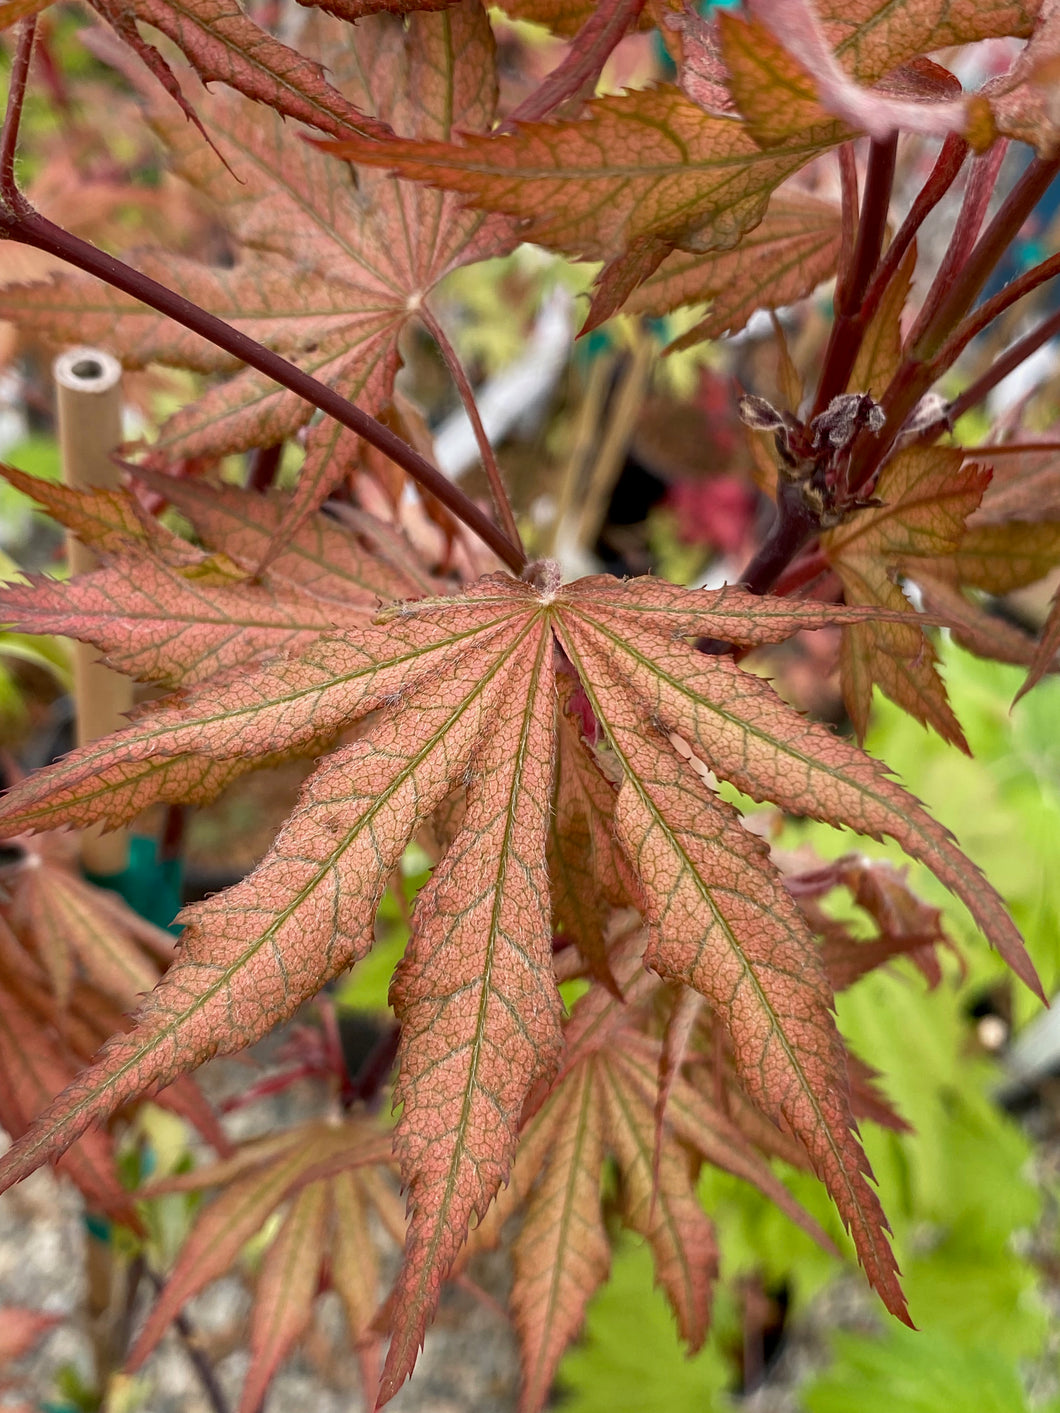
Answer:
[714,0,1040,147]
[0,465,432,689]
[0,565,1041,1400]
[496,946,835,1411]
[0,3,515,525]
[621,189,843,346]
[822,444,991,749]
[314,86,836,327]
[316,0,1040,323]
[128,1119,401,1413]
[0,832,172,1011]
[907,445,1060,687]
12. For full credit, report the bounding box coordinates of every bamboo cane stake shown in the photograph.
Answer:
[53,346,130,876]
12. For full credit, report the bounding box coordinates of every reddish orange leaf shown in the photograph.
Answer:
[382,617,563,1398]
[0,570,1040,1397]
[128,1118,397,1382]
[0,5,514,536]
[823,445,991,748]
[510,1062,610,1413]
[93,0,392,142]
[239,1181,329,1413]
[622,190,843,344]
[314,87,840,311]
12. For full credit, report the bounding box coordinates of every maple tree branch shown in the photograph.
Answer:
[736,478,821,596]
[0,18,36,214]
[919,304,1060,438]
[847,152,1060,496]
[0,209,528,574]
[858,133,968,331]
[417,301,525,558]
[929,249,1060,371]
[813,134,898,416]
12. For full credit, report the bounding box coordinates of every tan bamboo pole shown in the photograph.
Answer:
[53,347,130,877]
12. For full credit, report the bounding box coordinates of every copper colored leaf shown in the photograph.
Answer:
[0,464,193,563]
[916,574,1049,670]
[599,1051,717,1349]
[549,680,634,989]
[510,1062,610,1413]
[624,190,843,343]
[239,1182,328,1413]
[823,445,991,747]
[0,569,1041,1394]
[135,470,437,602]
[0,4,514,508]
[0,556,371,688]
[951,521,1060,595]
[382,619,563,1399]
[314,87,839,296]
[92,0,393,142]
[0,989,137,1226]
[129,1119,395,1369]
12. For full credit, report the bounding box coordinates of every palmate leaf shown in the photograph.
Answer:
[314,89,842,326]
[127,1119,400,1412]
[622,189,843,346]
[822,445,991,749]
[0,3,515,525]
[0,569,1041,1400]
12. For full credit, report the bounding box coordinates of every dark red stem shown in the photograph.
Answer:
[858,133,968,330]
[0,19,36,213]
[929,249,1060,371]
[906,140,1008,355]
[736,479,821,596]
[812,135,898,416]
[1,211,527,573]
[920,304,1060,439]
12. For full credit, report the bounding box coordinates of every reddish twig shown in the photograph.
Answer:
[418,302,525,557]
[813,135,898,415]
[858,133,968,331]
[906,140,1009,356]
[929,249,1060,372]
[0,18,36,214]
[1,210,527,573]
[919,305,1060,439]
